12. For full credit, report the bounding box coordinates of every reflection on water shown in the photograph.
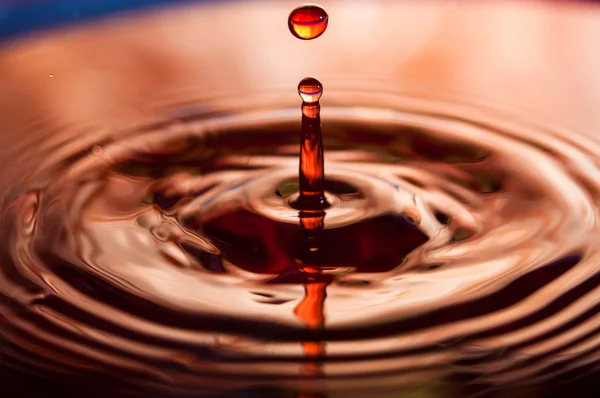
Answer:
[1,1,599,397]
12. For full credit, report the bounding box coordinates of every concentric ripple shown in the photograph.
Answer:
[1,99,600,397]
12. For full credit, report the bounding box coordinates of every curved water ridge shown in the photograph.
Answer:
[1,104,600,396]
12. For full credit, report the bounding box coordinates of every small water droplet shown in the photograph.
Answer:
[288,4,328,40]
[298,77,323,103]
[49,74,54,78]
[92,145,103,155]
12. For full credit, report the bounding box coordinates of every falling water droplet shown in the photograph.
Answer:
[297,77,323,103]
[288,4,328,40]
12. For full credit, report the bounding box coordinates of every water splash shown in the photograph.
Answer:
[1,100,599,397]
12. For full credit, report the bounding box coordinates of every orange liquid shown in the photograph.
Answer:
[288,5,328,40]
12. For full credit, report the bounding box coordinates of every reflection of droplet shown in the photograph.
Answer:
[49,74,54,78]
[297,77,323,103]
[288,4,328,40]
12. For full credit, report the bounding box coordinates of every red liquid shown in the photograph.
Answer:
[196,85,429,277]
[295,101,328,211]
[288,5,329,40]
[295,281,327,380]
[294,77,327,211]
[198,210,428,277]
[297,77,323,103]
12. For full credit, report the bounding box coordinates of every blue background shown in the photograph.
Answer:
[0,0,208,41]
[0,0,597,41]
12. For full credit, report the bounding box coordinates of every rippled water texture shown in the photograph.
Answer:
[1,1,600,397]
